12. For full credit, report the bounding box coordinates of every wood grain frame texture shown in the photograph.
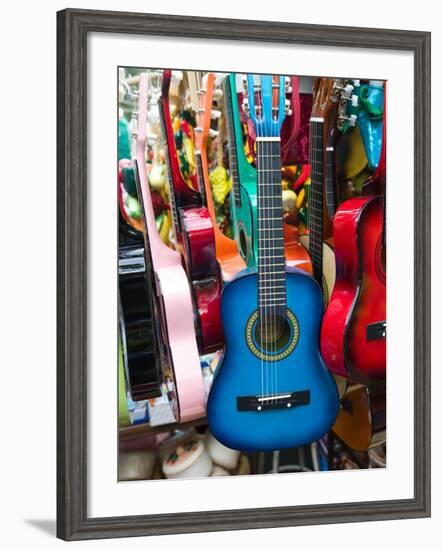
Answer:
[56,8,431,541]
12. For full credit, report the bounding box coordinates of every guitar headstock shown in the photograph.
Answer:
[188,72,218,152]
[243,74,289,138]
[312,77,359,135]
[311,78,339,122]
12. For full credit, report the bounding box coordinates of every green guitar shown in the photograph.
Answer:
[223,74,258,267]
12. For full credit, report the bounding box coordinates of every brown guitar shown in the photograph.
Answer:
[332,382,386,452]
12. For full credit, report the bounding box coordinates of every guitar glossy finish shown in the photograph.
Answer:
[320,196,386,382]
[207,269,339,451]
[208,74,338,451]
[161,71,223,354]
[332,383,386,452]
[197,74,246,281]
[136,74,205,422]
[225,74,258,266]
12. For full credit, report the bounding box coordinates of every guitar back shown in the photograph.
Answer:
[320,195,386,382]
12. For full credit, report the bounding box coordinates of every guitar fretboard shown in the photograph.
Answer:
[195,151,207,207]
[325,145,336,219]
[309,119,325,286]
[159,98,180,237]
[257,139,286,319]
[223,76,241,208]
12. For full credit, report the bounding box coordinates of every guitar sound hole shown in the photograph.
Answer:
[255,314,292,354]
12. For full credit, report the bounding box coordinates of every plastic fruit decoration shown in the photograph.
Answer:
[282,188,297,214]
[209,166,232,205]
[148,144,166,191]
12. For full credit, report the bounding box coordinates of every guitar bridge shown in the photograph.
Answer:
[366,321,386,341]
[236,390,310,412]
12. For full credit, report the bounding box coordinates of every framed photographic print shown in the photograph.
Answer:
[57,8,431,541]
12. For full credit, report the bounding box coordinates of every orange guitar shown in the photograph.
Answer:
[189,72,247,282]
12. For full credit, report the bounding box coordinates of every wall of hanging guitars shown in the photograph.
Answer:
[117,67,386,481]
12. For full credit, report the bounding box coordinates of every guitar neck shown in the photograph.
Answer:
[158,99,181,238]
[195,150,207,206]
[309,118,324,286]
[223,76,241,208]
[257,139,286,319]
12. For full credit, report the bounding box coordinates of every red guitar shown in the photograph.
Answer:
[159,70,223,355]
[320,101,386,383]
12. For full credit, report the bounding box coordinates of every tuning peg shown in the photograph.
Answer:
[242,98,249,113]
[350,94,359,107]
[352,79,361,87]
[209,129,219,138]
[347,114,357,127]
[343,84,354,97]
[284,99,293,116]
[171,70,183,84]
[211,109,222,119]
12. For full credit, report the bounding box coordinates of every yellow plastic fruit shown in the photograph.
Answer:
[210,166,232,205]
[296,187,306,209]
[159,211,171,244]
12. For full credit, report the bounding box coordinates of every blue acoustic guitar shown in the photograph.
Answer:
[223,74,258,267]
[207,74,339,452]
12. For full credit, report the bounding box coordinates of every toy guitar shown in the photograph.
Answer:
[188,72,247,281]
[223,73,258,267]
[159,70,223,354]
[299,78,339,304]
[134,73,206,422]
[332,381,386,452]
[118,243,162,401]
[320,95,386,383]
[225,74,311,272]
[207,74,339,452]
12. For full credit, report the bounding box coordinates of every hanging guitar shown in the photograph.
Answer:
[159,69,223,354]
[118,243,162,401]
[207,74,339,452]
[134,73,206,423]
[188,72,247,281]
[233,74,313,271]
[223,73,258,267]
[298,78,358,305]
[320,91,386,383]
[332,381,386,452]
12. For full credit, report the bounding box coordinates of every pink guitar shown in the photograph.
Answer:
[134,73,205,422]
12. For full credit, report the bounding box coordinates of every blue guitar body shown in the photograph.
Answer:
[207,268,339,451]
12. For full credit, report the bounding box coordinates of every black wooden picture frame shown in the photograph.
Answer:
[57,8,431,541]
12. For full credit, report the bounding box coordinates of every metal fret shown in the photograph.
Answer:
[309,119,325,286]
[223,76,242,207]
[257,138,287,316]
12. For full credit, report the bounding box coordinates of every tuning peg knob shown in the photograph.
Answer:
[351,95,359,107]
[343,84,354,97]
[211,109,222,119]
[352,79,361,87]
[209,129,219,138]
[348,114,357,127]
